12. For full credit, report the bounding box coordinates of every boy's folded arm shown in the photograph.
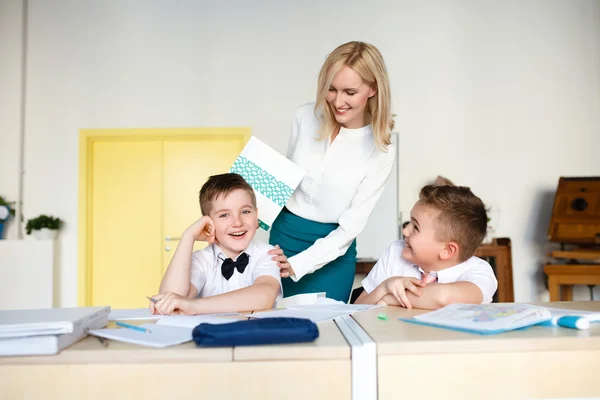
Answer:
[405,282,484,310]
[191,276,280,314]
[355,283,387,304]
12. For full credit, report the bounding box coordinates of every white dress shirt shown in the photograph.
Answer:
[189,240,282,299]
[361,240,498,304]
[285,102,396,281]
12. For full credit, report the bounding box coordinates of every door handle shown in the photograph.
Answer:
[165,236,181,241]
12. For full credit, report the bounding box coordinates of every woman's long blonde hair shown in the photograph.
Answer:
[315,41,394,151]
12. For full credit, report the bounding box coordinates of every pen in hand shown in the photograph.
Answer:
[146,296,158,304]
[116,321,152,334]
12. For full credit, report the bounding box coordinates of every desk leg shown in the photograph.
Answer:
[562,285,573,301]
[548,276,561,301]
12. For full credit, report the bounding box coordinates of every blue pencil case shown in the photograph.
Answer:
[192,317,319,347]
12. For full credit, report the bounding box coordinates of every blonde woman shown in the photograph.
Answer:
[268,41,396,302]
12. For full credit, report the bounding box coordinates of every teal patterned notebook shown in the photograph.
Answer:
[230,137,305,230]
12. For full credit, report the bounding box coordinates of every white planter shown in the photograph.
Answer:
[32,228,58,240]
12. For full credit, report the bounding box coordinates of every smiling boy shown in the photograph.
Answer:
[150,173,282,315]
[356,185,497,309]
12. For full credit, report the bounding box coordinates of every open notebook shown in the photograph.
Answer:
[400,303,552,335]
[88,314,242,348]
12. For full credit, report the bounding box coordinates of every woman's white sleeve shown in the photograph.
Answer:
[286,110,301,159]
[288,145,396,281]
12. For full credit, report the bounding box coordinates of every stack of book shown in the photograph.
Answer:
[0,306,110,356]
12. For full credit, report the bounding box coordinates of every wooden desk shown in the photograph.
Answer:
[356,238,515,302]
[544,264,600,301]
[0,320,351,400]
[353,301,600,400]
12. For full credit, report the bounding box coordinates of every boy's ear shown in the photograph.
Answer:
[440,241,459,261]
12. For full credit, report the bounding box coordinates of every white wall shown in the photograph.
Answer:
[0,240,55,309]
[1,0,599,306]
[0,0,23,237]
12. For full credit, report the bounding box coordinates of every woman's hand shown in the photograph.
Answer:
[268,245,295,278]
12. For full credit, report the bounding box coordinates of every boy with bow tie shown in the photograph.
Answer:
[356,185,498,309]
[150,173,282,315]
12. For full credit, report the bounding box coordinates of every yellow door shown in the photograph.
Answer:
[80,130,248,308]
[90,140,163,307]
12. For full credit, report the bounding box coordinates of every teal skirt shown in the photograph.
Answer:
[269,208,356,303]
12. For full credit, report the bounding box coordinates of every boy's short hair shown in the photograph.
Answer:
[199,173,257,215]
[418,185,487,261]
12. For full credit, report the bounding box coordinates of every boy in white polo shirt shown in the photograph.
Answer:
[150,173,282,315]
[356,185,497,309]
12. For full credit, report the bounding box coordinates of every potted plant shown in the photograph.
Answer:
[0,196,16,240]
[26,215,63,240]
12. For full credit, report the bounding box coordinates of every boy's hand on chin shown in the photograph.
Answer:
[185,216,215,244]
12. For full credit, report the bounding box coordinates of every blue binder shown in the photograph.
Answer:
[192,317,319,347]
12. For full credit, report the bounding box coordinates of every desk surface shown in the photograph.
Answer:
[354,301,600,400]
[3,302,600,400]
[0,318,349,365]
[0,318,352,400]
[353,301,600,356]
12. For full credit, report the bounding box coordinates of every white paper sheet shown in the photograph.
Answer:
[249,304,381,323]
[108,308,161,321]
[275,292,326,309]
[156,314,241,329]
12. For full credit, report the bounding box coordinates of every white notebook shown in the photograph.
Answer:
[0,306,110,338]
[89,314,241,348]
[0,310,109,356]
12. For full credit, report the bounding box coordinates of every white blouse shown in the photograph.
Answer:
[285,102,396,281]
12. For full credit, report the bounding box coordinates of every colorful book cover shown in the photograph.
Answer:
[400,303,553,335]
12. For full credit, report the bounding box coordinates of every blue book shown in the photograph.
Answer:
[399,303,552,335]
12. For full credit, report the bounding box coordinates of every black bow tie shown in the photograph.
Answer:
[221,253,249,280]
